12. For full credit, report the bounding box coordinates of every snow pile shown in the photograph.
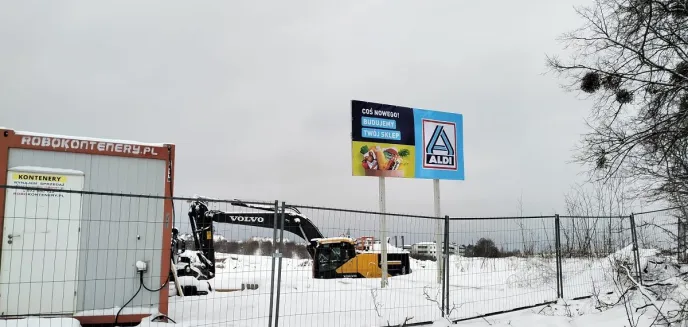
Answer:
[246,236,295,243]
[607,244,660,268]
[249,236,273,242]
[172,276,211,294]
[177,250,201,261]
[506,257,557,288]
[452,252,688,326]
[138,318,216,327]
[430,320,452,327]
[366,242,409,253]
[178,234,296,244]
[449,298,661,326]
[162,247,688,327]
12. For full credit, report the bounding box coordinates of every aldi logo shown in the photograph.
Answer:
[422,119,457,170]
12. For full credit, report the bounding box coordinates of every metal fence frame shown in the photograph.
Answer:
[0,184,683,327]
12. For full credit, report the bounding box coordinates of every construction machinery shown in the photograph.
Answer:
[171,198,411,294]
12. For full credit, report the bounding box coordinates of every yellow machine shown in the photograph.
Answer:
[312,237,409,278]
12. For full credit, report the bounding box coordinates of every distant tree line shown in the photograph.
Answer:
[184,235,529,261]
[409,238,523,261]
[182,238,311,259]
[464,238,522,258]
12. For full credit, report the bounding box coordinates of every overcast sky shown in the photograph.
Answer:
[1,0,620,220]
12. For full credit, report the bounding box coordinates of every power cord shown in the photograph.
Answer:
[114,271,173,326]
[114,149,178,326]
[141,270,171,292]
[151,314,177,324]
[114,278,143,326]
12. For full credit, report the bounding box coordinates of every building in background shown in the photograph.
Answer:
[457,244,466,257]
[410,242,458,256]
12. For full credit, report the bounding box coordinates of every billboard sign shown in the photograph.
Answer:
[351,100,464,180]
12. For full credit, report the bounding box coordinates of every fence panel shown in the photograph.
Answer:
[557,215,635,300]
[3,182,685,327]
[446,216,558,321]
[634,208,683,259]
[0,185,167,324]
[273,204,444,327]
[167,197,281,327]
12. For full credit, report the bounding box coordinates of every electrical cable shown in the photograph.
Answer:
[113,148,178,326]
[114,278,143,326]
[141,270,171,292]
[151,314,177,324]
[114,271,173,326]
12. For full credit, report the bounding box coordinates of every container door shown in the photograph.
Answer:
[0,169,83,316]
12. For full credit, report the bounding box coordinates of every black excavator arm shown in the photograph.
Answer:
[176,198,412,284]
[186,199,327,277]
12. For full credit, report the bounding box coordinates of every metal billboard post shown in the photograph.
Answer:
[434,179,443,284]
[380,176,388,288]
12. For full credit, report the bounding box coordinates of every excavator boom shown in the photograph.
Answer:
[175,198,410,285]
[186,199,330,276]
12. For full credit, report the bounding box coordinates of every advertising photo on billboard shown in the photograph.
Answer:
[351,100,464,181]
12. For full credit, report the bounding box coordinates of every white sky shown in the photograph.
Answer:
[0,0,612,220]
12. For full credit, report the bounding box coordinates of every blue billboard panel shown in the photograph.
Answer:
[412,108,464,180]
[351,100,464,181]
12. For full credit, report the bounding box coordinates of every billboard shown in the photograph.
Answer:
[351,100,464,180]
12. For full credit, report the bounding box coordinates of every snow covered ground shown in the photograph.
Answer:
[159,244,679,327]
[3,245,684,327]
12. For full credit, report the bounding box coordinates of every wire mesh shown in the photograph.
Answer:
[557,215,635,300]
[1,182,685,327]
[167,197,280,327]
[0,184,167,323]
[634,208,684,257]
[446,216,558,321]
[274,204,444,327]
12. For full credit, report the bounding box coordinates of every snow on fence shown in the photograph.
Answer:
[0,184,682,327]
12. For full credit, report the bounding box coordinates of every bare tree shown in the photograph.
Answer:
[546,0,688,207]
[562,178,634,257]
[515,193,536,256]
[370,289,414,326]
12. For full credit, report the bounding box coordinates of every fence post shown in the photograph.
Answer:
[444,215,450,316]
[268,200,279,327]
[554,214,563,299]
[274,202,286,327]
[678,217,684,263]
[441,224,445,318]
[629,213,643,284]
[678,217,687,264]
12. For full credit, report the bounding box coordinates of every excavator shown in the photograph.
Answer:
[171,198,411,295]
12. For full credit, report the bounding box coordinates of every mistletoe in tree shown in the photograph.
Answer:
[547,0,688,205]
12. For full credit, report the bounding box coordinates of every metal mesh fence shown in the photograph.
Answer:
[0,184,168,324]
[634,208,684,256]
[556,215,636,300]
[446,216,558,321]
[276,204,444,327]
[0,183,685,327]
[168,198,280,327]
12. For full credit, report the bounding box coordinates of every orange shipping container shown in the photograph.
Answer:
[0,128,175,326]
